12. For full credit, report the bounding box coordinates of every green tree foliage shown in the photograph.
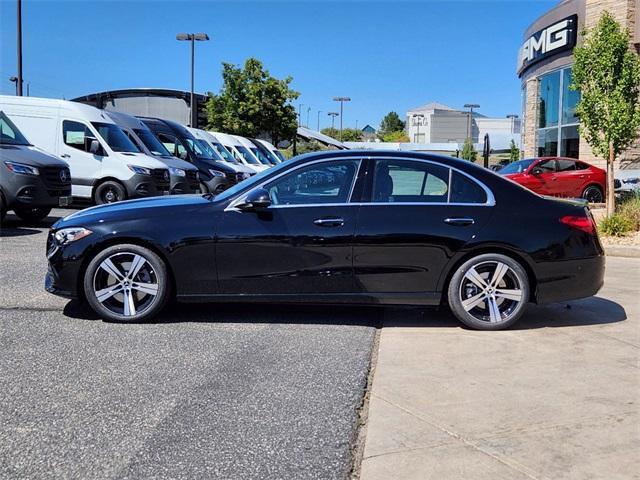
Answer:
[382,131,410,143]
[461,138,477,162]
[571,11,640,214]
[379,111,405,136]
[320,127,363,142]
[206,58,300,146]
[509,139,520,162]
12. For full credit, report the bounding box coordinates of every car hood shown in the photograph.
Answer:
[154,155,198,171]
[55,194,213,228]
[0,144,69,168]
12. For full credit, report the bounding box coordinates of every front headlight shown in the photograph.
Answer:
[169,167,186,177]
[209,169,225,178]
[54,227,93,245]
[127,164,152,175]
[5,161,39,176]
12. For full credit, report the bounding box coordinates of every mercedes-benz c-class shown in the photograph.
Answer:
[45,151,605,330]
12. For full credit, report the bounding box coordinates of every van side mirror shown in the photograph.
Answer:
[236,188,271,211]
[179,150,188,160]
[86,137,100,154]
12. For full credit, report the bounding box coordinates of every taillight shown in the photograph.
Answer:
[560,215,595,234]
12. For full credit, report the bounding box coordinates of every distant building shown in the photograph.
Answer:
[72,88,209,128]
[406,102,521,147]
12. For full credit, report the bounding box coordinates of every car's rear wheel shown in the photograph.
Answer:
[13,206,52,223]
[447,253,529,330]
[84,244,169,322]
[94,181,126,205]
[582,185,604,204]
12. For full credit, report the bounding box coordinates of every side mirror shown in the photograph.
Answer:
[530,167,543,175]
[88,138,100,154]
[237,188,271,211]
[179,150,188,160]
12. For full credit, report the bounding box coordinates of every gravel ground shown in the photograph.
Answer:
[0,209,378,480]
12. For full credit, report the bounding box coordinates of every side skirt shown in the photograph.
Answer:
[176,292,442,306]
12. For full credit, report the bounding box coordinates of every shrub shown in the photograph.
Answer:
[617,193,640,230]
[599,214,633,236]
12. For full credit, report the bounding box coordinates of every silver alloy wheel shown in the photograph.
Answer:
[459,260,524,324]
[93,252,159,317]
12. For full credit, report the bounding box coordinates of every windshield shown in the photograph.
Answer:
[133,128,172,157]
[251,146,276,165]
[274,150,286,162]
[212,142,237,163]
[0,112,30,146]
[499,159,535,174]
[236,145,262,165]
[196,139,222,161]
[184,137,216,161]
[214,159,292,202]
[92,122,140,153]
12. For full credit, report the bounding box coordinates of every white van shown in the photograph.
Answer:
[0,95,170,204]
[234,135,275,168]
[212,132,269,172]
[256,138,287,163]
[186,127,255,178]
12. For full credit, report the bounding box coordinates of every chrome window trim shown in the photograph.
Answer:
[225,155,496,211]
[226,157,364,211]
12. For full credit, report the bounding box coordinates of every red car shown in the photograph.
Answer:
[499,157,606,203]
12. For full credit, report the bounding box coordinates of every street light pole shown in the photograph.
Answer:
[333,97,351,142]
[412,114,424,143]
[17,0,23,96]
[298,104,304,127]
[176,33,210,127]
[317,110,322,131]
[463,103,480,141]
[328,112,338,130]
[306,106,311,128]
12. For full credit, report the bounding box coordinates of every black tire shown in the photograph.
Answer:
[0,194,6,224]
[83,243,169,323]
[198,182,210,194]
[94,181,127,205]
[582,185,604,204]
[13,206,52,223]
[447,253,530,331]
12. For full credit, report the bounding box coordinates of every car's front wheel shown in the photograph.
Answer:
[447,253,529,330]
[83,244,169,322]
[582,185,604,204]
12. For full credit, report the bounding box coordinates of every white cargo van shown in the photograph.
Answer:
[0,96,170,204]
[256,138,287,163]
[233,135,274,169]
[211,131,269,172]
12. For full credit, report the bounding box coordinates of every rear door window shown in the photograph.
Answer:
[557,159,576,172]
[371,159,449,203]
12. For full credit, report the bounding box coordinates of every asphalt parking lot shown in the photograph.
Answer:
[1,207,638,480]
[0,208,378,479]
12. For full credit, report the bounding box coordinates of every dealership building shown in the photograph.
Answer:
[519,0,639,168]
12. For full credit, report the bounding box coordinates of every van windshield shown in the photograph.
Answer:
[92,122,140,153]
[0,112,30,146]
[133,128,172,157]
[184,137,216,161]
[195,139,222,161]
[212,142,237,163]
[235,145,261,165]
[251,147,276,165]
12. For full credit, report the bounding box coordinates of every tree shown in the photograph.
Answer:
[379,111,405,136]
[206,58,300,146]
[571,11,640,214]
[461,137,477,162]
[382,131,410,143]
[509,139,520,162]
[320,127,363,142]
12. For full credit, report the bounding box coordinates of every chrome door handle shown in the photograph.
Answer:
[444,217,474,226]
[313,217,344,227]
[60,154,70,159]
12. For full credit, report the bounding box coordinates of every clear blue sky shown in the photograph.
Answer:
[0,0,556,130]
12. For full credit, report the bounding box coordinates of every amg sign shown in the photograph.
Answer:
[517,15,577,75]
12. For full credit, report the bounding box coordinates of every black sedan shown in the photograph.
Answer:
[45,151,605,330]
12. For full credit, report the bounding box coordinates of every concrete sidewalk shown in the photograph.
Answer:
[360,256,639,480]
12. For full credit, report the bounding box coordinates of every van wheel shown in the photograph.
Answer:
[447,253,529,331]
[84,244,169,323]
[13,206,52,223]
[582,185,603,204]
[95,181,126,205]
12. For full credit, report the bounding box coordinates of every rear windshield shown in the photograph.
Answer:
[499,159,534,174]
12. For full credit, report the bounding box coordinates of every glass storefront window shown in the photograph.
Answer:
[538,70,560,128]
[562,69,580,124]
[535,67,580,159]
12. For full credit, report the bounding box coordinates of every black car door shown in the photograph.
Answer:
[216,158,363,295]
[353,158,495,298]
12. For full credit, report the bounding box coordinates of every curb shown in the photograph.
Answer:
[604,245,640,258]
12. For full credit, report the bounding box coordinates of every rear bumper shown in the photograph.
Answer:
[535,255,605,304]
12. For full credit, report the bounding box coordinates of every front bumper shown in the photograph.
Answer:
[3,169,71,209]
[170,170,199,194]
[125,169,171,198]
[535,255,605,304]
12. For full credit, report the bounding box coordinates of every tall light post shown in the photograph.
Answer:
[306,106,311,128]
[176,32,209,127]
[298,103,304,127]
[16,0,23,96]
[9,76,19,96]
[412,113,425,143]
[317,110,322,131]
[332,96,351,142]
[463,103,480,141]
[328,112,339,130]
